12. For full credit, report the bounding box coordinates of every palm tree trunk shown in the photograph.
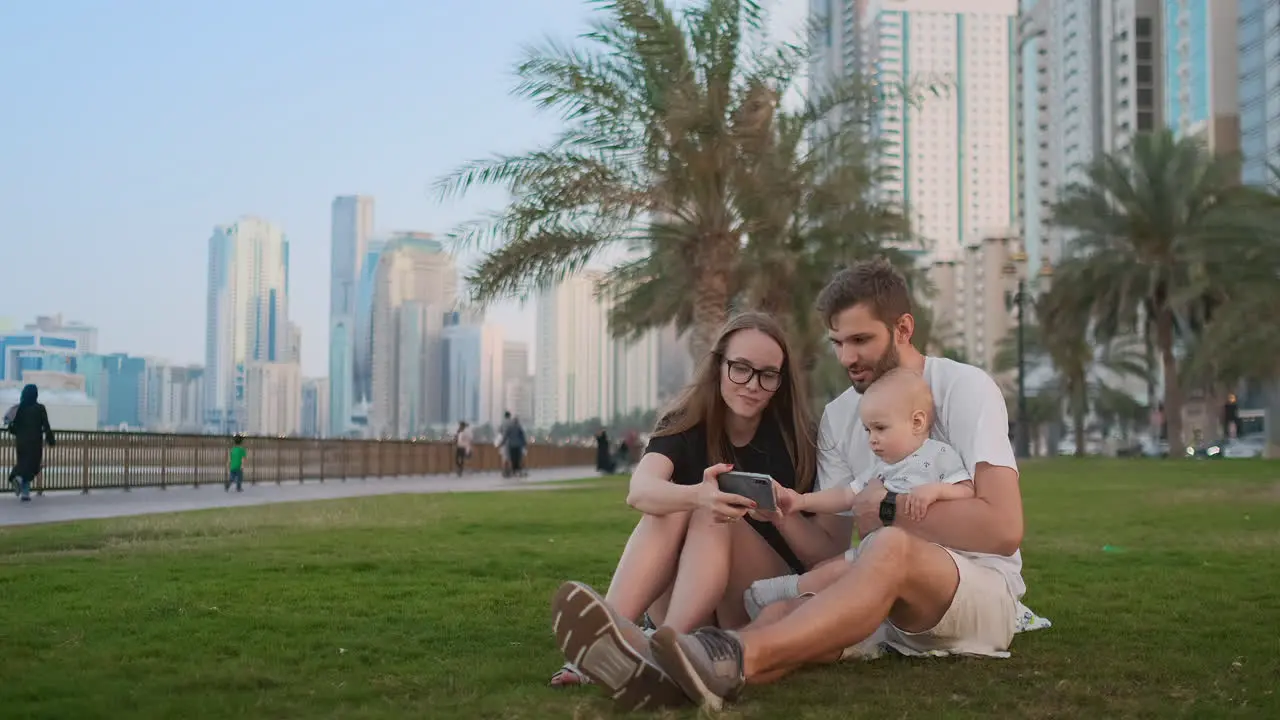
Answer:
[687,234,736,361]
[1144,316,1157,429]
[1156,307,1184,452]
[1072,375,1087,457]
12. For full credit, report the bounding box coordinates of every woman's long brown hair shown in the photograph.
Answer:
[651,312,818,492]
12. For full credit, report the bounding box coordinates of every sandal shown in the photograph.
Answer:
[549,662,592,687]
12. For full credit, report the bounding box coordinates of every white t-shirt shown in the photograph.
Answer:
[456,427,473,451]
[817,356,1025,600]
[869,438,970,495]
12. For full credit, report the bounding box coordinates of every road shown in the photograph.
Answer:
[0,466,600,528]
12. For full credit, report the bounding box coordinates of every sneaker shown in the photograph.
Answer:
[550,581,689,712]
[18,477,31,502]
[651,626,747,712]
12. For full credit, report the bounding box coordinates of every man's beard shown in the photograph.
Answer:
[848,343,900,393]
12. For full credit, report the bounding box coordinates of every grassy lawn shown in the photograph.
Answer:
[2,459,1279,719]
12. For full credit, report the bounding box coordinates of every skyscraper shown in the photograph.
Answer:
[808,0,867,142]
[352,238,386,419]
[368,233,458,438]
[1239,0,1280,185]
[245,361,302,437]
[328,195,375,437]
[535,271,612,428]
[859,0,1019,261]
[442,321,505,427]
[612,330,660,418]
[502,341,534,421]
[535,272,662,428]
[1016,0,1164,271]
[1163,0,1238,152]
[204,217,290,433]
[301,377,329,438]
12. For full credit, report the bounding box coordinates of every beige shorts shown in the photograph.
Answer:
[841,543,1017,660]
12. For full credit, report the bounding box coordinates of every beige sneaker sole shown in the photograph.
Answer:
[550,581,690,711]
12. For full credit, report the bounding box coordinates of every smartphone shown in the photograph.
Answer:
[718,471,778,512]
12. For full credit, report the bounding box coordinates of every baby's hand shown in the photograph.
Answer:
[902,484,942,522]
[774,483,805,516]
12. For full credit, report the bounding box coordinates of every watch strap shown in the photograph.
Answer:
[879,491,898,526]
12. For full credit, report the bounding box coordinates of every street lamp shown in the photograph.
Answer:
[1003,250,1031,459]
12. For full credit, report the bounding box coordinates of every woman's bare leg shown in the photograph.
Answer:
[552,512,691,686]
[662,510,795,632]
[661,508,735,631]
[604,511,692,622]
[715,519,798,629]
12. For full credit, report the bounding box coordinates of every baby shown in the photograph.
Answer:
[744,367,974,618]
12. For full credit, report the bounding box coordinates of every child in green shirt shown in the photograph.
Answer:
[226,435,246,492]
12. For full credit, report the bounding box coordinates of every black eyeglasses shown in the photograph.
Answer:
[724,360,782,392]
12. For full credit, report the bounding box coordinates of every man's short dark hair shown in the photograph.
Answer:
[815,258,913,329]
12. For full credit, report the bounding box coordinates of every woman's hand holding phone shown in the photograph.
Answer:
[696,463,756,522]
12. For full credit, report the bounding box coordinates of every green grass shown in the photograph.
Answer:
[2,460,1280,719]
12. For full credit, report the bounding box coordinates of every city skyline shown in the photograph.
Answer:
[0,1,809,377]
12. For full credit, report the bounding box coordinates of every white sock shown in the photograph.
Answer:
[744,574,801,619]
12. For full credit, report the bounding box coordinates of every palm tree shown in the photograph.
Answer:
[435,0,926,364]
[435,0,791,360]
[1045,129,1277,452]
[994,287,1149,457]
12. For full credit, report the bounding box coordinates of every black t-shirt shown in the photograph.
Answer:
[645,417,809,573]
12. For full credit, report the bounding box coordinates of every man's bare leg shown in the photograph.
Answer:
[739,597,841,685]
[651,528,960,709]
[741,527,958,678]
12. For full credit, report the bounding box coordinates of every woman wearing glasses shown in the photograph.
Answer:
[549,312,829,709]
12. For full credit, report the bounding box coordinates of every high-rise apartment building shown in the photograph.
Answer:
[328,195,374,437]
[145,363,204,433]
[1016,0,1163,271]
[1100,0,1164,152]
[808,0,867,142]
[301,377,329,438]
[858,0,1018,261]
[442,321,505,427]
[1164,0,1238,152]
[535,271,613,428]
[352,238,386,420]
[245,361,302,437]
[535,272,662,428]
[502,341,534,422]
[613,330,660,418]
[656,324,693,405]
[928,229,1020,372]
[204,217,290,433]
[1239,0,1280,185]
[369,233,458,438]
[79,352,149,429]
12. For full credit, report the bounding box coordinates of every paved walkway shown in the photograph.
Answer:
[0,466,601,528]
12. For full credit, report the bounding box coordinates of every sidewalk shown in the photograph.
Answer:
[0,466,600,528]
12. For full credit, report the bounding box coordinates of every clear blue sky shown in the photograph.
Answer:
[0,0,803,377]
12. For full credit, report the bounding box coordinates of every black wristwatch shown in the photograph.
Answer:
[879,491,899,526]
